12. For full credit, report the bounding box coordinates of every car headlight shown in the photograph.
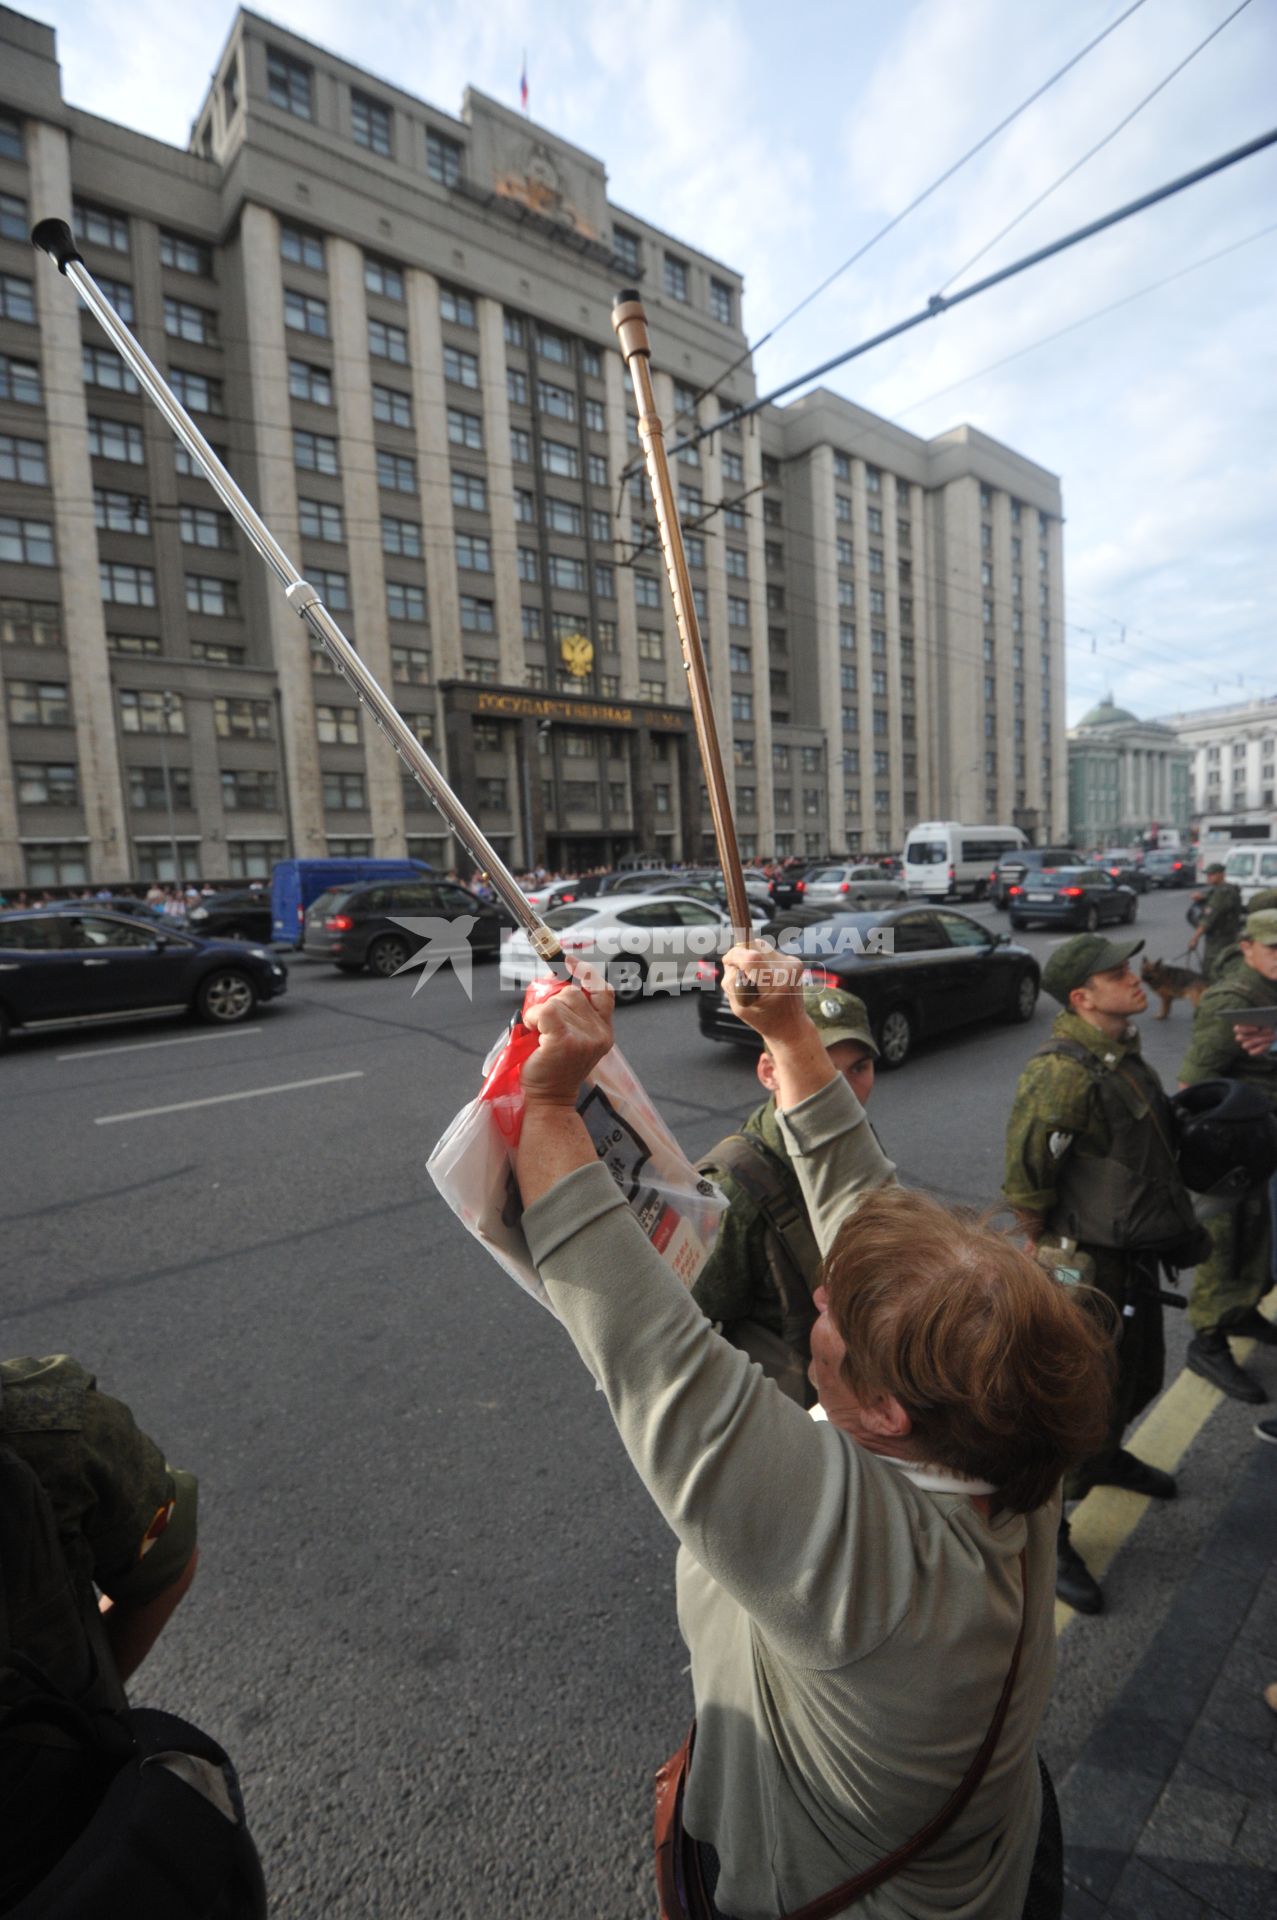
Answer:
[250,948,267,959]
[190,907,208,920]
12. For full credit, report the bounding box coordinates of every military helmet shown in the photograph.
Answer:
[1171,1080,1277,1199]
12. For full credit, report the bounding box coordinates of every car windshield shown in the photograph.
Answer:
[806,868,846,884]
[906,841,947,864]
[307,889,354,916]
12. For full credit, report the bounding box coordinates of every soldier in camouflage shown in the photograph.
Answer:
[1189,863,1244,980]
[1178,908,1277,1403]
[693,987,889,1406]
[0,1355,199,1711]
[1004,933,1201,1615]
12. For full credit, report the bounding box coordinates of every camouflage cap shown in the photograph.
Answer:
[1243,908,1277,946]
[799,984,878,1058]
[1247,890,1277,916]
[1041,933,1145,1006]
[1205,861,1227,876]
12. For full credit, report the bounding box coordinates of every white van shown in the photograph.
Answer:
[903,821,1027,901]
[1223,841,1277,902]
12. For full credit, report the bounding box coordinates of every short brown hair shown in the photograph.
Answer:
[821,1187,1114,1514]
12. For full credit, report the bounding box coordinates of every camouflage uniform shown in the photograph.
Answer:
[0,1354,198,1712]
[1196,881,1244,980]
[1004,1010,1190,1498]
[1179,951,1277,1332]
[693,1097,824,1407]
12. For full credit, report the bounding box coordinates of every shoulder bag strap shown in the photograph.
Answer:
[783,1547,1030,1920]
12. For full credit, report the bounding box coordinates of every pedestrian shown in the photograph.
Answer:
[1188,862,1243,980]
[1178,908,1277,1403]
[1003,933,1204,1615]
[512,952,1112,1918]
[693,986,883,1406]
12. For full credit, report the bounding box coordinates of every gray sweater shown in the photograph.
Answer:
[524,1075,1055,1919]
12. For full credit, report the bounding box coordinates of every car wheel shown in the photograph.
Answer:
[195,969,258,1025]
[876,1005,914,1070]
[368,934,412,978]
[611,957,648,1006]
[1084,906,1100,933]
[1009,970,1038,1023]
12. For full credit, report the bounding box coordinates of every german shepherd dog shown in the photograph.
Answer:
[1141,956,1208,1020]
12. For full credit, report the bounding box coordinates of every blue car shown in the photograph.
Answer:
[1007,866,1137,932]
[0,907,287,1050]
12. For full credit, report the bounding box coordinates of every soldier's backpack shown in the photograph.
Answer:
[0,1402,267,1918]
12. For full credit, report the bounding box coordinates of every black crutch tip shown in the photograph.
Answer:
[614,287,642,306]
[31,218,82,272]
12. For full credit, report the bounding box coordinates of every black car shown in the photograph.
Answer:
[1140,850,1194,889]
[0,908,286,1049]
[184,889,273,942]
[768,865,811,911]
[990,846,1079,909]
[1090,850,1150,894]
[1008,866,1137,932]
[301,876,508,974]
[698,905,1039,1069]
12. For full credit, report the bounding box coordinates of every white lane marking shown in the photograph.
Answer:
[94,1070,363,1126]
[58,1027,262,1062]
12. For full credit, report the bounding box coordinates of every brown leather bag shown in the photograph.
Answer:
[655,1550,1028,1920]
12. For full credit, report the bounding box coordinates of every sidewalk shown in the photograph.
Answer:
[1059,1438,1277,1918]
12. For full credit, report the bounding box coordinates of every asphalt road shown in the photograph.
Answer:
[2,882,1270,1918]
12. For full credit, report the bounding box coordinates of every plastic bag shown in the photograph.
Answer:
[427,978,726,1313]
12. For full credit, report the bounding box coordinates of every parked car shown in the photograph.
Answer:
[1220,841,1277,902]
[271,856,431,947]
[768,864,811,911]
[185,888,273,942]
[792,864,909,910]
[1140,850,1195,890]
[503,894,729,1004]
[1090,849,1150,894]
[698,905,1039,1069]
[990,846,1080,909]
[301,876,508,975]
[1008,866,1137,931]
[0,907,286,1049]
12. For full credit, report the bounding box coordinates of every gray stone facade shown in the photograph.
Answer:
[0,5,1065,886]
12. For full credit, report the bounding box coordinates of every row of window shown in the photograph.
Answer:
[13,762,283,812]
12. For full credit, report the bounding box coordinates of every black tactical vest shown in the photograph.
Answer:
[1039,1037,1199,1252]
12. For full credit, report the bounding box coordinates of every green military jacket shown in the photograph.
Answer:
[1198,882,1244,979]
[1179,952,1277,1100]
[693,1097,822,1405]
[0,1356,198,1710]
[1003,1009,1182,1240]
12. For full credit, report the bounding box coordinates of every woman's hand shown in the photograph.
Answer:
[520,961,616,1109]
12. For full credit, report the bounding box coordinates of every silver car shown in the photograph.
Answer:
[795,864,909,909]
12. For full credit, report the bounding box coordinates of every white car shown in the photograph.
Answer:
[796,864,909,909]
[522,877,580,912]
[502,893,730,1003]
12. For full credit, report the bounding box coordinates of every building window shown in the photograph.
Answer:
[8,679,70,727]
[541,439,579,479]
[218,769,276,812]
[730,692,753,721]
[267,48,312,118]
[664,254,689,302]
[370,319,409,364]
[506,368,528,407]
[73,200,129,252]
[721,449,744,485]
[129,765,193,811]
[162,230,213,277]
[81,343,138,393]
[308,568,347,611]
[288,359,332,405]
[285,289,328,337]
[0,274,34,326]
[451,470,487,512]
[351,90,392,155]
[210,697,271,741]
[280,226,325,276]
[538,379,575,422]
[372,383,412,427]
[91,488,146,537]
[1,356,41,407]
[509,426,531,463]
[179,503,232,547]
[728,597,750,629]
[169,369,222,415]
[98,559,155,604]
[322,771,366,812]
[455,532,492,573]
[315,704,359,745]
[587,453,608,487]
[119,689,184,734]
[537,328,571,366]
[459,596,495,633]
[613,227,640,273]
[1,599,60,648]
[546,554,586,592]
[163,297,216,345]
[391,644,430,683]
[295,429,340,475]
[438,285,476,328]
[463,656,499,684]
[185,573,239,617]
[376,448,416,492]
[0,113,23,161]
[427,129,462,186]
[360,256,405,301]
[383,581,425,622]
[448,408,483,451]
[710,278,733,325]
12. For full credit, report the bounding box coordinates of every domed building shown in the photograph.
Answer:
[1068,695,1191,849]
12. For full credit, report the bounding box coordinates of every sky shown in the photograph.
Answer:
[27,0,1277,726]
